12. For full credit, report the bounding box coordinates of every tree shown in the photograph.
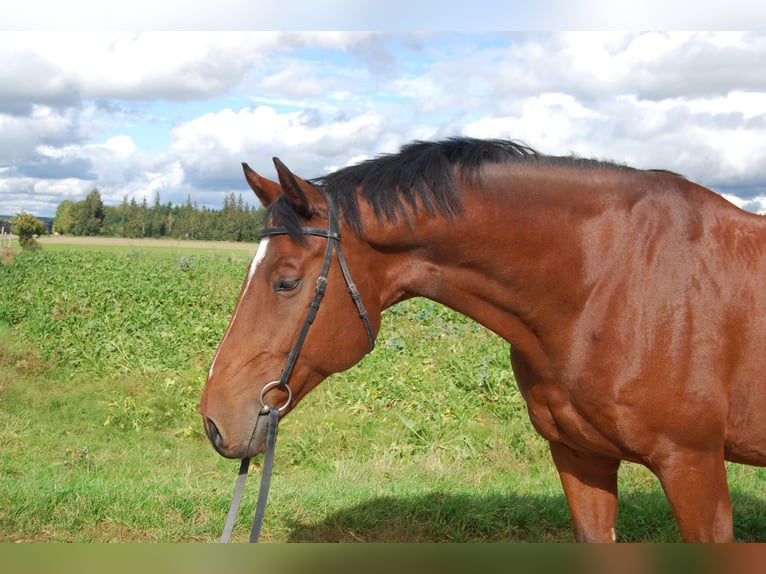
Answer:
[13,212,47,250]
[124,198,146,238]
[52,200,75,235]
[49,190,267,242]
[148,192,166,238]
[78,188,105,236]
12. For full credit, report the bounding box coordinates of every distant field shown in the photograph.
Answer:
[38,235,258,258]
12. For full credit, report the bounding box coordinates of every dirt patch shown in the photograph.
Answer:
[0,248,16,265]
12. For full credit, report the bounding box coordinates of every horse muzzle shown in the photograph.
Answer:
[204,411,271,459]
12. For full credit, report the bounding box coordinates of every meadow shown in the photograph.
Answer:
[0,240,764,543]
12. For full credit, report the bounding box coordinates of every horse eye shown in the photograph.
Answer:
[275,279,301,293]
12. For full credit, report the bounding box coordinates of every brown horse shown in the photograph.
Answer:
[200,137,766,542]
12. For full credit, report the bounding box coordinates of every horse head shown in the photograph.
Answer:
[199,159,381,459]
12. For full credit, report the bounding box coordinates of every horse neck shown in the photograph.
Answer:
[362,167,602,343]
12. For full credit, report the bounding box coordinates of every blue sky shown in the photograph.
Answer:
[2,2,766,217]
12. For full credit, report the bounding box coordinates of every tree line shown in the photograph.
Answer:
[53,189,266,242]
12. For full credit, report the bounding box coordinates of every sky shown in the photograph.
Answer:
[2,1,766,218]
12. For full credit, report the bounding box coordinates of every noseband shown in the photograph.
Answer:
[220,185,376,543]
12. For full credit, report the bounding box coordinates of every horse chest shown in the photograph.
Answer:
[512,359,626,457]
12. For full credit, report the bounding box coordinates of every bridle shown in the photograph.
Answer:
[219,183,376,543]
[257,190,377,394]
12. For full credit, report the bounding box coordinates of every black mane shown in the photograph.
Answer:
[268,137,633,235]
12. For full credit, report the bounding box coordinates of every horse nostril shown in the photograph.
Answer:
[205,417,225,451]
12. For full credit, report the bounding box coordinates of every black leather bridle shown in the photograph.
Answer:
[257,189,376,396]
[219,183,376,543]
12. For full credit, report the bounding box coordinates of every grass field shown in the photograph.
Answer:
[1,238,764,543]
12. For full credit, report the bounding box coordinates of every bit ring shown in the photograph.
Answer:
[259,380,292,412]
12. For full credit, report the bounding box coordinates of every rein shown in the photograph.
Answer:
[219,187,375,543]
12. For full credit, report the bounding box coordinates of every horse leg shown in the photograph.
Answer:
[651,448,734,542]
[549,441,621,542]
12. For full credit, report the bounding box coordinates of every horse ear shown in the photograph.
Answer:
[272,157,324,217]
[242,162,282,208]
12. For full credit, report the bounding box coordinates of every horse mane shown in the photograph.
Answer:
[268,137,635,236]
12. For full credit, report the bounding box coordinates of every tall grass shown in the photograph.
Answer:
[0,246,764,542]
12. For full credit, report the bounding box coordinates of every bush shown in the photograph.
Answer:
[12,212,47,250]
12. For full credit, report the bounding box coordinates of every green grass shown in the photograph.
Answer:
[1,246,764,542]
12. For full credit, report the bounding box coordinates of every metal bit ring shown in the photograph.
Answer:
[259,380,292,412]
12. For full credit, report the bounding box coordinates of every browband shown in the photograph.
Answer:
[258,226,340,240]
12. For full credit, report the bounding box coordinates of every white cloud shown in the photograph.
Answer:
[169,105,389,183]
[0,32,282,103]
[463,93,607,153]
[0,105,81,163]
[1,30,765,217]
